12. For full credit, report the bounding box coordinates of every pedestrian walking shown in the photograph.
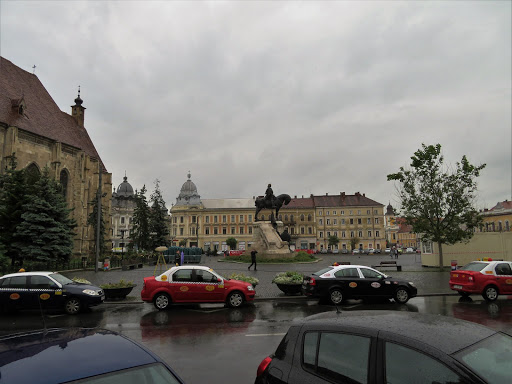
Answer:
[175,251,181,266]
[248,249,258,271]
[181,250,185,265]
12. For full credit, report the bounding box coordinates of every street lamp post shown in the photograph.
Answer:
[119,229,126,260]
[196,222,199,248]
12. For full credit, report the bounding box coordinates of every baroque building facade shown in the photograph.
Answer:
[0,57,112,258]
[111,175,136,253]
[170,174,386,252]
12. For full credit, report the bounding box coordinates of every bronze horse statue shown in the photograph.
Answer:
[255,194,291,222]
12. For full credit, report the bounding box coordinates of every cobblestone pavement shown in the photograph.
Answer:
[62,252,454,302]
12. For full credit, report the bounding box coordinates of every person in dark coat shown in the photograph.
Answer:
[248,249,258,271]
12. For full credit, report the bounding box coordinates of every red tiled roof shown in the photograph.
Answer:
[0,57,107,171]
[490,200,512,211]
[285,196,315,208]
[283,193,383,209]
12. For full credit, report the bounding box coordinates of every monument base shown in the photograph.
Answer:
[250,221,293,259]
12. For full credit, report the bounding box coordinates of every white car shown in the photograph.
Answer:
[406,247,414,253]
[352,249,360,254]
[332,249,339,254]
[368,248,375,254]
[385,248,391,253]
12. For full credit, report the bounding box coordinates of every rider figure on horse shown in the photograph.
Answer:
[265,183,276,207]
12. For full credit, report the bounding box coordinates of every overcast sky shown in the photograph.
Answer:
[1,1,510,211]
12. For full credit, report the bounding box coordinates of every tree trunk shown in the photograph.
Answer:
[438,242,444,271]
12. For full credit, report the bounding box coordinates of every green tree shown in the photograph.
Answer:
[226,237,238,250]
[149,180,169,249]
[12,168,76,262]
[179,239,187,247]
[328,235,340,249]
[387,143,486,269]
[350,237,359,250]
[131,185,151,251]
[0,155,30,266]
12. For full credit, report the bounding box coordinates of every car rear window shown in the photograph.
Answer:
[313,267,334,276]
[460,262,488,272]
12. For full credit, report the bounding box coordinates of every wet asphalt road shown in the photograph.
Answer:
[1,296,511,384]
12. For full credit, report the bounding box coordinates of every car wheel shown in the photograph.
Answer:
[154,293,171,310]
[394,287,410,304]
[482,285,499,302]
[227,291,244,308]
[65,298,81,315]
[329,289,343,305]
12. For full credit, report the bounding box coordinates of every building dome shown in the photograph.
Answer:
[116,176,134,197]
[176,172,201,205]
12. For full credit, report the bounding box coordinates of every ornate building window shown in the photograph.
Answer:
[308,214,312,221]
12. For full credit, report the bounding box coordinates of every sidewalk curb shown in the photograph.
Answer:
[103,292,457,305]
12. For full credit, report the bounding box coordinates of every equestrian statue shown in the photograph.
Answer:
[254,183,291,221]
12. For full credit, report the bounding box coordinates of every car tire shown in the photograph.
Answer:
[394,287,410,304]
[329,288,343,305]
[227,291,244,308]
[65,297,81,315]
[482,285,499,302]
[154,293,171,310]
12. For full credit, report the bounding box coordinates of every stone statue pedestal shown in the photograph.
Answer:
[251,221,293,259]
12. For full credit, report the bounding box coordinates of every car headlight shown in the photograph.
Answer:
[82,289,100,296]
[247,285,255,291]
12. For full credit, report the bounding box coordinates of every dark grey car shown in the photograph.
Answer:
[255,311,512,384]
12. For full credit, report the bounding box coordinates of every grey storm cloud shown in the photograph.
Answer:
[1,1,510,210]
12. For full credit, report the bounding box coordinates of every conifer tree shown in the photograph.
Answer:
[131,185,151,251]
[12,168,76,262]
[149,179,169,250]
[0,155,30,266]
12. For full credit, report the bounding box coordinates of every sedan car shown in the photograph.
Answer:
[0,271,104,315]
[449,260,512,301]
[255,311,511,384]
[0,328,185,384]
[141,265,256,310]
[302,264,417,304]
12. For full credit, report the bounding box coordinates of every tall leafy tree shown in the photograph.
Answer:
[149,179,169,250]
[387,143,486,269]
[0,155,29,266]
[328,235,340,249]
[131,185,151,251]
[12,168,76,262]
[226,237,237,250]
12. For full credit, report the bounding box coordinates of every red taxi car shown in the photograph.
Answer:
[141,266,255,310]
[449,260,512,301]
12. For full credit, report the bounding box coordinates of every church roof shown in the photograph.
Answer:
[0,57,107,171]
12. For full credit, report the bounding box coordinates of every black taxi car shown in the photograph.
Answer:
[302,264,417,304]
[0,271,104,314]
[0,328,185,384]
[255,311,512,384]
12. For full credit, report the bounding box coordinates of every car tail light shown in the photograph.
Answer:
[256,356,272,377]
[309,277,316,286]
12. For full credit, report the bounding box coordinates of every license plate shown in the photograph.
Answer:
[453,285,463,289]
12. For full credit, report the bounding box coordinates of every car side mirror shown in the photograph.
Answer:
[217,278,222,283]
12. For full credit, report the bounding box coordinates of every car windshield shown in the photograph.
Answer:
[460,262,488,272]
[313,267,334,276]
[454,333,512,384]
[49,273,74,285]
[71,363,181,384]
